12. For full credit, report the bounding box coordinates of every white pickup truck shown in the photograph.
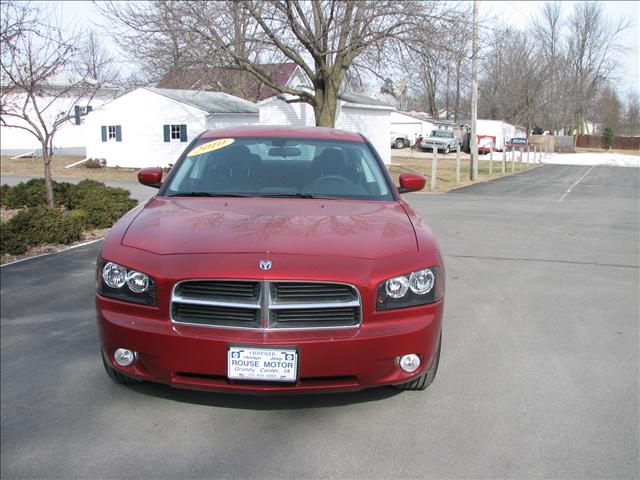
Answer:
[420,130,460,154]
[390,132,410,149]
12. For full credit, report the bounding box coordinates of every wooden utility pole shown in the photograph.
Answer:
[470,0,479,181]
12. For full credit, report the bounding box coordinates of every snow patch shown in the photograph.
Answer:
[542,152,640,168]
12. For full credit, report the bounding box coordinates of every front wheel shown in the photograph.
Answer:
[394,138,405,149]
[444,146,450,154]
[394,335,441,391]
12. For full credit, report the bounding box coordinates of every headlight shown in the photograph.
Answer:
[97,260,156,305]
[377,267,443,311]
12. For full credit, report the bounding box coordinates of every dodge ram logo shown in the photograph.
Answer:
[259,260,272,270]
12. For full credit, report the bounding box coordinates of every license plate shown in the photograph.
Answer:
[227,346,298,382]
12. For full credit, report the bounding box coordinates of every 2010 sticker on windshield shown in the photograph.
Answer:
[187,138,235,157]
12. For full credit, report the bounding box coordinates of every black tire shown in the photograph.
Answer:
[394,138,405,149]
[444,146,450,154]
[102,352,144,385]
[395,335,441,391]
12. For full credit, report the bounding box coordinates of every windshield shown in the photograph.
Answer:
[162,137,394,201]
[430,130,453,138]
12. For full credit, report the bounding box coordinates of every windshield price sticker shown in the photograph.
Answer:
[187,138,235,157]
[228,347,297,382]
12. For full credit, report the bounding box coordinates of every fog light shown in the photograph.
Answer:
[399,354,421,373]
[114,348,136,367]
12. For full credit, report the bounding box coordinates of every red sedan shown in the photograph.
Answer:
[96,126,444,394]
[505,137,534,152]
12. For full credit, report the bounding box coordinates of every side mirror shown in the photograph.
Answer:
[138,167,163,188]
[398,173,426,193]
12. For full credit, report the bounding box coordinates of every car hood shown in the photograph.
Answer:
[122,197,417,259]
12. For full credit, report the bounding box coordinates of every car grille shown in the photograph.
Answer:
[171,280,361,329]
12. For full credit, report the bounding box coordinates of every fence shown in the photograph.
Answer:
[576,135,640,150]
[529,135,574,153]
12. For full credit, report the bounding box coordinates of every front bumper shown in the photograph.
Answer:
[97,296,444,394]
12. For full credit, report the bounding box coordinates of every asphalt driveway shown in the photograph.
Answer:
[1,165,638,479]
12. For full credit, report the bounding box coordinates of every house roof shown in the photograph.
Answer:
[393,110,434,122]
[146,88,258,114]
[155,63,304,102]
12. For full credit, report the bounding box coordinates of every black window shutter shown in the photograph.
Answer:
[101,126,107,142]
[163,125,170,142]
[180,124,187,142]
[115,125,122,142]
[74,105,81,125]
[87,105,93,113]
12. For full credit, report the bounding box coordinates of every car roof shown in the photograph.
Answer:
[200,125,365,142]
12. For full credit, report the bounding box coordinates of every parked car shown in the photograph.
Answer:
[391,131,410,149]
[97,126,445,394]
[505,137,534,152]
[420,129,460,154]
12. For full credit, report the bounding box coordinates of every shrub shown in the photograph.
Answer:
[602,127,614,150]
[1,178,74,208]
[78,187,137,228]
[0,184,10,206]
[0,207,82,255]
[0,227,28,255]
[63,180,136,228]
[84,158,106,169]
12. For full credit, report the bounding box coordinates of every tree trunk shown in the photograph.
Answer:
[42,138,55,208]
[313,84,338,128]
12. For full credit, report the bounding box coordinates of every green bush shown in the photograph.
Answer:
[63,179,136,228]
[602,127,614,150]
[78,187,137,228]
[0,184,10,206]
[0,227,28,255]
[0,207,82,255]
[1,178,74,208]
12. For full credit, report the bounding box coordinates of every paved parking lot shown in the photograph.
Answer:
[1,165,638,479]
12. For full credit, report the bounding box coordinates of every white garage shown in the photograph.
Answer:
[259,93,393,164]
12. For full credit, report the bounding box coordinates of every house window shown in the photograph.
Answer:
[164,124,188,143]
[101,125,122,142]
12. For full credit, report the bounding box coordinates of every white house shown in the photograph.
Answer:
[0,84,120,156]
[84,87,259,168]
[259,92,394,164]
[391,111,435,145]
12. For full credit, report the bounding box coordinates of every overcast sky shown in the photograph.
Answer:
[52,0,639,96]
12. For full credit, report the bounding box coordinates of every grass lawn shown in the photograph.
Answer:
[1,155,139,182]
[389,149,540,193]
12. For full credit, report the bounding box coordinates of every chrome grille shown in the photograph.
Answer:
[176,281,260,301]
[271,282,357,302]
[171,280,361,329]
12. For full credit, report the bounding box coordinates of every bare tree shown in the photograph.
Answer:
[565,2,629,134]
[75,31,120,84]
[0,2,100,207]
[532,1,566,133]
[621,92,640,137]
[98,0,454,127]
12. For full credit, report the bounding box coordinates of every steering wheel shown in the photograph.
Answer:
[314,175,352,186]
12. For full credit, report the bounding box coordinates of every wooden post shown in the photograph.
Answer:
[526,147,530,164]
[455,147,461,184]
[431,144,438,192]
[502,150,506,174]
[489,148,493,176]
[511,149,515,173]
[533,144,537,163]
